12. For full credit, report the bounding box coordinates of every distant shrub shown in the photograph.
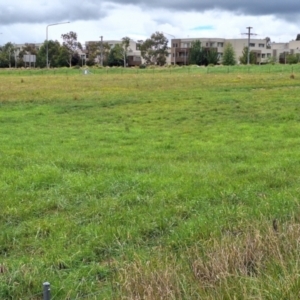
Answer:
[94,65,104,69]
[148,65,157,69]
[139,64,146,69]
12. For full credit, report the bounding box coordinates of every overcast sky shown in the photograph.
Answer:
[0,0,299,46]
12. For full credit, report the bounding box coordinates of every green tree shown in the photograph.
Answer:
[188,40,205,65]
[140,32,168,65]
[87,41,111,66]
[57,46,71,67]
[22,43,38,56]
[222,43,236,65]
[239,47,256,64]
[86,41,100,66]
[286,53,300,64]
[0,42,15,68]
[61,31,82,67]
[36,40,61,67]
[101,42,112,66]
[86,41,110,66]
[205,48,219,65]
[107,44,125,66]
[86,42,98,66]
[122,36,131,67]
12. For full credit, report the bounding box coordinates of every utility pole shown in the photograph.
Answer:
[100,36,103,66]
[242,27,257,65]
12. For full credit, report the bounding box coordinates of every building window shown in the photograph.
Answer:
[261,54,266,58]
[217,42,224,47]
[250,43,255,47]
[267,53,271,57]
[209,42,215,47]
[173,43,178,48]
[259,44,265,48]
[136,44,141,50]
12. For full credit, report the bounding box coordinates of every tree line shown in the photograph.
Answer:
[0,31,169,68]
[0,31,298,68]
[0,31,82,68]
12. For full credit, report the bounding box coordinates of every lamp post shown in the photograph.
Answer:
[163,32,176,65]
[46,22,69,68]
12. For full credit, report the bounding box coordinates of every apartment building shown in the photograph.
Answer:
[270,39,300,63]
[171,38,226,65]
[227,38,272,63]
[171,37,273,65]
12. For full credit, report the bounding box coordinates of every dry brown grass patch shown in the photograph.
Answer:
[114,219,300,299]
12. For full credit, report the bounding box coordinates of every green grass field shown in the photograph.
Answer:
[1,65,300,299]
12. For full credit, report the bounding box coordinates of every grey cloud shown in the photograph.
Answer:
[0,0,298,26]
[0,1,106,25]
[110,0,300,19]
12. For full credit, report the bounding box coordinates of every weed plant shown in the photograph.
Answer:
[0,70,300,298]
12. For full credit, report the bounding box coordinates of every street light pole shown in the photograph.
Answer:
[46,21,70,68]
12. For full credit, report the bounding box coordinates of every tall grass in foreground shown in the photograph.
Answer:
[0,71,300,298]
[116,218,300,299]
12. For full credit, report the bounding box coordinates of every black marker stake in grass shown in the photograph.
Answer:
[43,282,50,300]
